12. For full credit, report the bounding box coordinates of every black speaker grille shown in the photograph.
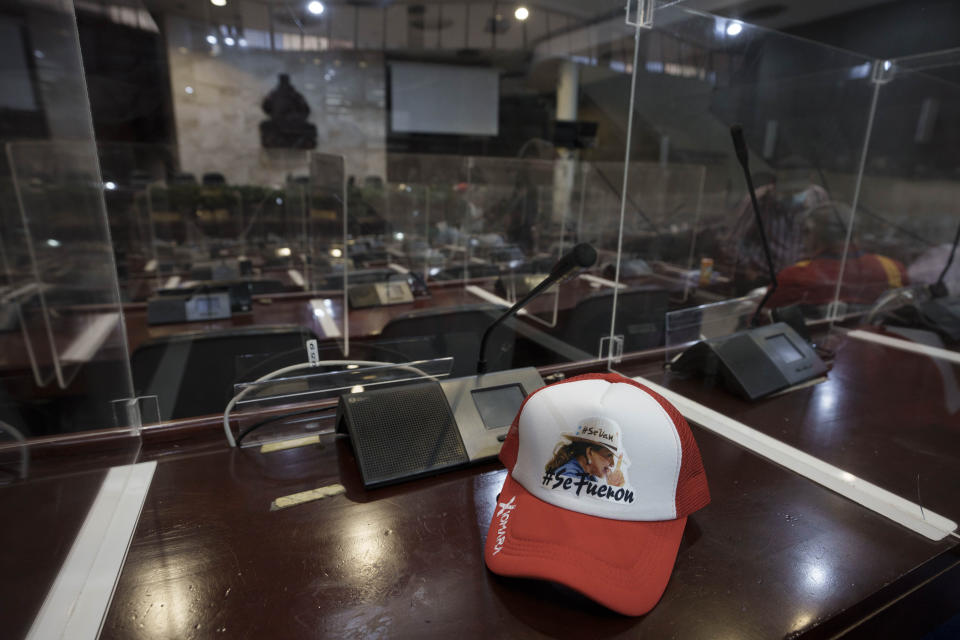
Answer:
[342,382,468,486]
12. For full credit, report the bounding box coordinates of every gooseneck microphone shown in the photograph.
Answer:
[476,243,597,373]
[730,124,778,327]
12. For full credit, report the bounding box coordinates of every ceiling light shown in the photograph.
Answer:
[185,86,194,94]
[238,38,247,47]
[307,1,325,15]
[205,34,218,45]
[224,36,235,46]
[210,0,226,6]
[104,181,118,191]
[726,21,743,36]
[514,6,529,21]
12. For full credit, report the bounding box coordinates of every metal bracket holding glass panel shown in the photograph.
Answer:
[871,59,896,84]
[626,0,656,28]
[600,334,625,363]
[110,396,161,434]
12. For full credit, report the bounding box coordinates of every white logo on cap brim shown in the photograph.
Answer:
[491,496,517,556]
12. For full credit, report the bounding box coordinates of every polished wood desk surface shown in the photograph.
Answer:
[626,333,960,524]
[5,332,958,639]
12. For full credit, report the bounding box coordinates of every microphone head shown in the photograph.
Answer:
[571,243,598,268]
[549,243,597,279]
[730,124,750,170]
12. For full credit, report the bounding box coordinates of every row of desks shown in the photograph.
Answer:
[5,329,959,638]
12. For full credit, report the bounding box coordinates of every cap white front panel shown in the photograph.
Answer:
[511,379,682,521]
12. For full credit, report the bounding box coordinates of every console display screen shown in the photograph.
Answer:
[471,384,526,430]
[765,333,804,364]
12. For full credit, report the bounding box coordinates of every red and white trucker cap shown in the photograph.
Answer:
[484,373,710,616]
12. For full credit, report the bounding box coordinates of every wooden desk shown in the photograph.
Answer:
[620,330,960,526]
[120,275,622,354]
[4,334,960,637]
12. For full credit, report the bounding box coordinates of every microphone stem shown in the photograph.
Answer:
[476,275,559,374]
[743,169,778,327]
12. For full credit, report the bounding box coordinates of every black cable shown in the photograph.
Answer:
[236,407,332,445]
[936,219,960,287]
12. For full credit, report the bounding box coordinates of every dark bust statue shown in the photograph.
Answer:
[259,73,317,149]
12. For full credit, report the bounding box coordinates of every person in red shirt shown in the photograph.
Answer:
[767,203,908,310]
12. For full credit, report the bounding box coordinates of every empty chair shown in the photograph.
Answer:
[560,287,670,357]
[375,303,515,377]
[131,325,318,420]
[202,172,227,185]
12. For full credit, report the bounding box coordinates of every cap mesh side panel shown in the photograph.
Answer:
[628,380,711,516]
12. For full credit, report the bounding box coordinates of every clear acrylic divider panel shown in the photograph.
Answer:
[464,157,565,325]
[308,152,348,354]
[0,2,144,637]
[600,4,878,375]
[230,357,453,448]
[7,141,135,397]
[663,294,759,363]
[377,153,470,282]
[606,6,960,549]
[104,146,314,304]
[818,48,960,527]
[831,50,960,353]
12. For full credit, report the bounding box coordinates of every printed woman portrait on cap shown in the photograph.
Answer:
[544,417,626,487]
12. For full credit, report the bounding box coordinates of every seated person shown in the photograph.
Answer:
[767,205,908,310]
[723,173,804,295]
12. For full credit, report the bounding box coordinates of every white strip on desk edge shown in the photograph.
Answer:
[578,274,626,289]
[309,299,342,338]
[632,376,957,541]
[287,268,305,288]
[27,461,157,640]
[464,285,529,316]
[61,313,120,364]
[848,329,960,365]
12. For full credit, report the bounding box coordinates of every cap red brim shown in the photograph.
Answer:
[484,473,686,616]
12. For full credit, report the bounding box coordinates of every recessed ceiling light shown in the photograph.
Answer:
[205,34,218,45]
[515,6,529,21]
[210,0,226,6]
[224,36,235,46]
[726,21,743,36]
[307,1,325,15]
